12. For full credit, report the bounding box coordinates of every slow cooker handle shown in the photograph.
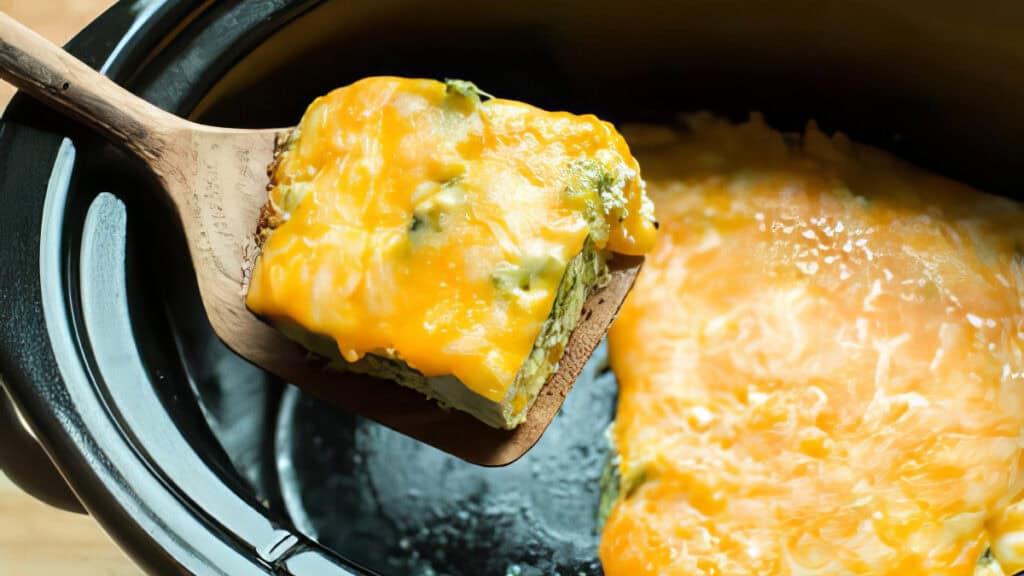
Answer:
[0,382,85,513]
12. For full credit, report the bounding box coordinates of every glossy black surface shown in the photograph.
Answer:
[276,345,617,576]
[1,1,1023,575]
[0,1,349,574]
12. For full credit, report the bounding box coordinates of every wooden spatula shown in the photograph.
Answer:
[0,12,641,465]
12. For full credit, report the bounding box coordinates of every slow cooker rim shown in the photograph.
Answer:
[0,2,359,575]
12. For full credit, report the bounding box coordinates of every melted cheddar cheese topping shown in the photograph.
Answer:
[246,77,655,401]
[601,114,1024,575]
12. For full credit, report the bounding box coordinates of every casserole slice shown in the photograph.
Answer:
[245,77,656,429]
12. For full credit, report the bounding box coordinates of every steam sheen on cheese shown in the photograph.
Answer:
[245,77,656,427]
[601,114,1024,575]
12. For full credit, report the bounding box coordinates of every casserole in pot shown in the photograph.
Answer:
[1,1,1022,574]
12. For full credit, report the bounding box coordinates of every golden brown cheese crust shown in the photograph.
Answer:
[246,77,653,428]
[601,114,1024,576]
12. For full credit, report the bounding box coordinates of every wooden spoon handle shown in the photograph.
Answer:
[0,11,183,162]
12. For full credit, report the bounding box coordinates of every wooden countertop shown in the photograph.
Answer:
[0,474,139,575]
[0,1,141,574]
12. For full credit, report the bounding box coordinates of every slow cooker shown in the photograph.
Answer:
[1,1,1022,574]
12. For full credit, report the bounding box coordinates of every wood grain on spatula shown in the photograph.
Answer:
[0,11,641,465]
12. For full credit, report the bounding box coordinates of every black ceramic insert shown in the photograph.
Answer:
[1,1,1023,575]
